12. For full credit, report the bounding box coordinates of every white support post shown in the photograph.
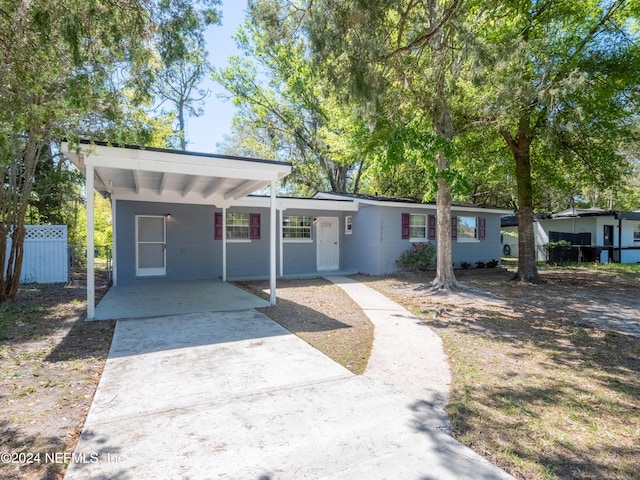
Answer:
[279,208,283,278]
[270,179,277,305]
[222,207,227,282]
[111,199,117,286]
[86,164,95,320]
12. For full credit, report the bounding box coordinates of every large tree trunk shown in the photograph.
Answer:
[501,117,541,283]
[431,103,459,289]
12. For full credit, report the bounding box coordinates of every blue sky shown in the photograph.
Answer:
[185,1,248,153]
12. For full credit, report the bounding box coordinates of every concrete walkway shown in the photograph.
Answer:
[66,283,513,479]
[327,276,451,425]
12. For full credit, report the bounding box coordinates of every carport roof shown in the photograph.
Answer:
[62,140,292,206]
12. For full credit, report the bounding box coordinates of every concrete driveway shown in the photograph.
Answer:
[66,309,512,480]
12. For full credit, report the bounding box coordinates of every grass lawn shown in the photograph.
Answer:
[0,272,112,480]
[356,265,640,480]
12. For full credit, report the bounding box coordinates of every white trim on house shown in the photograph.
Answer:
[313,192,511,215]
[235,195,359,212]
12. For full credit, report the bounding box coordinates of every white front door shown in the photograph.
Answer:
[136,215,166,276]
[317,216,339,271]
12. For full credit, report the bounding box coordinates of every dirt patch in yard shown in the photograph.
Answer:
[355,266,640,480]
[235,278,373,375]
[0,273,113,480]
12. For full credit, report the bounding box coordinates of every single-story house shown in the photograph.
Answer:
[63,142,511,319]
[502,208,640,263]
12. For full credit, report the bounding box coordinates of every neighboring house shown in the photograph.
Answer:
[63,142,511,318]
[502,208,640,263]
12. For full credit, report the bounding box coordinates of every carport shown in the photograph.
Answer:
[62,141,291,320]
[93,280,269,320]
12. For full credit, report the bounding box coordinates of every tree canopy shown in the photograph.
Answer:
[0,0,216,302]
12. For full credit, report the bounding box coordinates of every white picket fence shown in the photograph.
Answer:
[5,225,69,284]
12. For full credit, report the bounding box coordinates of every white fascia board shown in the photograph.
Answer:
[83,145,290,181]
[314,192,512,215]
[235,196,359,212]
[354,197,510,214]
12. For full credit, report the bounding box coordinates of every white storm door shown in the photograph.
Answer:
[136,215,166,276]
[317,216,339,271]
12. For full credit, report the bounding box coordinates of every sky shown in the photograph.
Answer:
[185,1,249,154]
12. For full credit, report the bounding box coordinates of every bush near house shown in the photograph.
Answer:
[397,242,436,271]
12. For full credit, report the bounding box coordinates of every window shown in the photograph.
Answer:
[410,214,427,240]
[457,216,477,240]
[283,215,312,240]
[634,225,640,243]
[456,216,486,242]
[227,213,250,239]
[215,212,260,241]
[345,215,353,234]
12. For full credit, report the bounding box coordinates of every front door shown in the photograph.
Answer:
[317,216,339,271]
[136,215,166,277]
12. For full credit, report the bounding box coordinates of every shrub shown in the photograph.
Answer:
[486,259,499,268]
[476,261,486,269]
[460,261,472,269]
[396,242,436,271]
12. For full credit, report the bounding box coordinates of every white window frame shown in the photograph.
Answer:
[282,215,313,243]
[457,216,480,243]
[345,215,353,234]
[409,214,427,241]
[634,224,640,243]
[226,212,251,243]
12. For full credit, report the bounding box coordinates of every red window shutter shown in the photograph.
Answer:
[215,212,222,240]
[427,214,436,240]
[478,217,486,240]
[401,213,410,239]
[451,216,457,239]
[250,213,261,240]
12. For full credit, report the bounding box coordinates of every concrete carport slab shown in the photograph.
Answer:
[66,309,513,480]
[93,280,269,320]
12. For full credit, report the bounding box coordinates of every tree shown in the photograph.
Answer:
[0,0,202,303]
[305,0,472,289]
[151,0,220,150]
[215,2,371,194]
[466,0,640,282]
[0,0,158,302]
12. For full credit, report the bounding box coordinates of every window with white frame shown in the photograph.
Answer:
[634,224,640,243]
[410,214,427,240]
[457,216,478,241]
[227,213,250,239]
[345,215,353,234]
[283,215,312,240]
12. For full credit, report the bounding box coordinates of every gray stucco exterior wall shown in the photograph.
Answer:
[115,200,505,283]
[115,201,218,285]
[345,205,505,275]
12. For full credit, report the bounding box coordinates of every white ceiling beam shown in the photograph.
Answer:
[202,178,226,199]
[181,175,200,197]
[224,180,263,200]
[158,172,168,195]
[94,167,112,193]
[132,170,140,195]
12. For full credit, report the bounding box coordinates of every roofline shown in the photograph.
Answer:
[315,191,513,215]
[73,139,292,168]
[234,195,359,212]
